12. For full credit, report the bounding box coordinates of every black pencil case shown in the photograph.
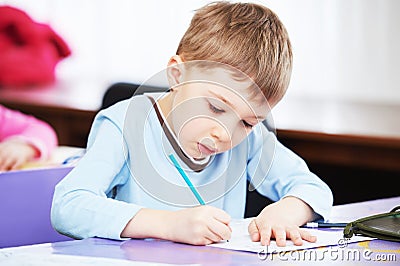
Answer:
[343,206,400,242]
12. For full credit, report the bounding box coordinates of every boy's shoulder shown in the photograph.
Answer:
[100,94,150,115]
[96,94,161,125]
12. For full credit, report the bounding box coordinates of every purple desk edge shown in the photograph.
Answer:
[1,196,399,265]
[0,166,74,248]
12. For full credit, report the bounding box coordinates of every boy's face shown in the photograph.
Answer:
[167,64,270,160]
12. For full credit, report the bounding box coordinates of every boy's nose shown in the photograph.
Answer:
[210,123,231,144]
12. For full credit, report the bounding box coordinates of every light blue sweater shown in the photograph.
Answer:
[51,94,333,240]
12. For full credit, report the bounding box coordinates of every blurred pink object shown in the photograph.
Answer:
[0,5,71,87]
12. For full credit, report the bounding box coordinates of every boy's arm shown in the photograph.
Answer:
[248,125,333,222]
[246,125,333,246]
[51,111,231,244]
[51,115,140,240]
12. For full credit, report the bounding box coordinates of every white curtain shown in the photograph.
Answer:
[2,0,399,103]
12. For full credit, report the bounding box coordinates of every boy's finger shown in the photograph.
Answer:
[208,219,232,241]
[205,231,223,244]
[272,227,286,247]
[300,229,317,243]
[288,228,303,246]
[248,219,260,242]
[259,223,272,246]
[213,208,231,225]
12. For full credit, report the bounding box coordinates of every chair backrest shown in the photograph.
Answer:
[101,82,167,110]
[0,167,73,248]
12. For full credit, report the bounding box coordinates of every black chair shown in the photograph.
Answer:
[101,82,167,110]
[101,82,139,110]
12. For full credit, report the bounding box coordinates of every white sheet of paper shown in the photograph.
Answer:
[208,218,374,254]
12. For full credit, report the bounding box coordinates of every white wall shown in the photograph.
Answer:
[1,0,400,104]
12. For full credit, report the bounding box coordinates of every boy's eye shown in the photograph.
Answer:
[209,102,225,114]
[242,120,254,129]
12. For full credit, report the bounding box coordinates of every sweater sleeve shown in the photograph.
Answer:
[246,124,333,221]
[0,104,58,159]
[51,109,144,240]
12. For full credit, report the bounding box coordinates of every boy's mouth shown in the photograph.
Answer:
[198,142,217,156]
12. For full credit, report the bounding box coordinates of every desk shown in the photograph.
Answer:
[1,197,398,265]
[0,146,84,248]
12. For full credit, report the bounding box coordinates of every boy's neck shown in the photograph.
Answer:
[157,92,174,132]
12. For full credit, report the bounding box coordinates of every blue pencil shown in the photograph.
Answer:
[168,154,206,205]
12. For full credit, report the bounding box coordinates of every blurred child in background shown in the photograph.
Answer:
[0,104,58,171]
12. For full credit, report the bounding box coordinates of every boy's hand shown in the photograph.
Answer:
[248,196,317,247]
[0,139,38,171]
[122,205,232,246]
[167,205,232,245]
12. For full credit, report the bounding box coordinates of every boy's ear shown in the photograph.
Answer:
[167,55,184,88]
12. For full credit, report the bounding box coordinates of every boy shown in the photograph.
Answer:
[51,1,333,247]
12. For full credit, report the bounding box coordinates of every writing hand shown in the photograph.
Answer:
[168,205,232,245]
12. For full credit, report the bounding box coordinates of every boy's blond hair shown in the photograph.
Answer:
[176,1,292,103]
